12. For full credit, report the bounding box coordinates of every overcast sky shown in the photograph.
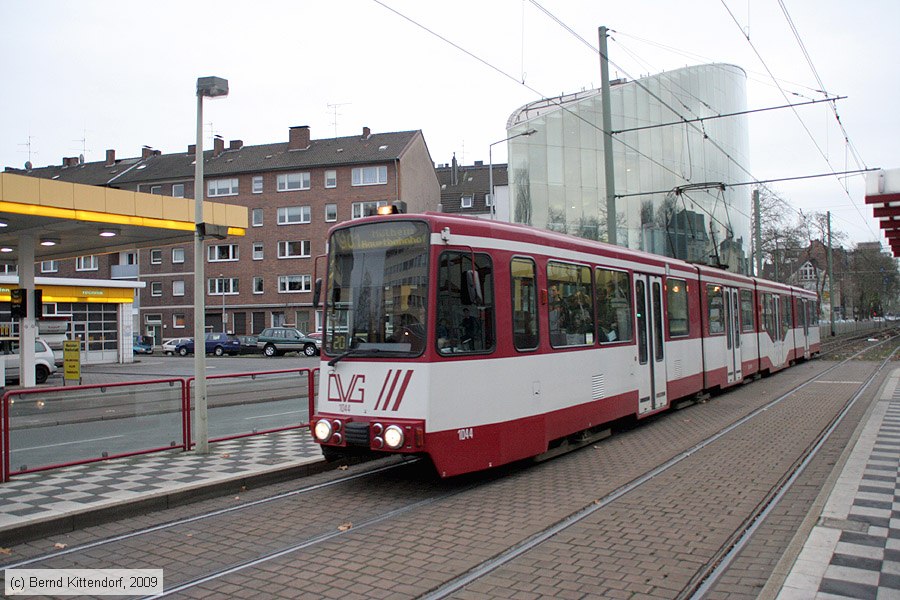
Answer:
[2,0,896,247]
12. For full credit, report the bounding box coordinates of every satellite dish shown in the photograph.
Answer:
[24,161,32,170]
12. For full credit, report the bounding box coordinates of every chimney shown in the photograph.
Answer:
[451,153,458,186]
[141,146,154,159]
[105,149,116,166]
[213,136,225,157]
[188,144,196,155]
[362,126,371,138]
[62,156,79,167]
[474,160,483,167]
[229,139,243,151]
[289,125,310,150]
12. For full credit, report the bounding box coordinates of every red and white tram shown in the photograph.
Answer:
[310,213,820,477]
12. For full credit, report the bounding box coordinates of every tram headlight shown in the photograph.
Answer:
[314,420,334,442]
[384,425,404,450]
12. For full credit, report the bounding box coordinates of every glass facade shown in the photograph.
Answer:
[507,64,751,273]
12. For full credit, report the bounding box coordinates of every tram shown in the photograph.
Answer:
[310,211,820,477]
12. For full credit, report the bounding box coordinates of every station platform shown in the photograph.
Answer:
[0,429,326,546]
[0,370,898,600]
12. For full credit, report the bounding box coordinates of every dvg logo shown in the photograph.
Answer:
[327,373,365,403]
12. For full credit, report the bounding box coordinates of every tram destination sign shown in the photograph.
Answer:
[333,222,427,252]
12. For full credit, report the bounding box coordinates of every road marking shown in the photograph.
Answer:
[245,410,305,420]
[17,434,125,451]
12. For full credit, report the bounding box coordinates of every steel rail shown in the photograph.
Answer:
[683,344,900,598]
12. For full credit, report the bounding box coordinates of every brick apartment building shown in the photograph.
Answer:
[6,125,440,343]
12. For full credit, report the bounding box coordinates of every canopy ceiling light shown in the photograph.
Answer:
[99,228,119,237]
[40,238,60,247]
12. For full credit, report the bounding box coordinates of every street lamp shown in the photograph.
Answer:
[194,76,228,454]
[489,129,536,221]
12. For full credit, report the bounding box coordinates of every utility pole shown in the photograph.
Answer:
[599,25,617,245]
[753,188,762,277]
[827,211,835,336]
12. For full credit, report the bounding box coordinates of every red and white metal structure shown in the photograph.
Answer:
[866,168,900,257]
[310,212,820,477]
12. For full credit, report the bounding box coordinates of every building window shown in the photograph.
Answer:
[145,313,162,325]
[461,195,473,209]
[351,165,388,186]
[351,200,388,219]
[208,244,239,262]
[41,260,58,273]
[209,277,239,295]
[172,183,185,198]
[278,275,311,293]
[172,248,185,264]
[277,206,311,224]
[252,176,263,194]
[253,277,264,294]
[325,170,337,188]
[208,178,239,197]
[149,185,162,194]
[276,172,310,191]
[485,193,494,207]
[150,249,162,264]
[174,313,186,328]
[121,251,137,265]
[800,263,816,281]
[325,203,337,222]
[278,240,311,258]
[173,280,185,296]
[252,208,263,227]
[151,282,162,297]
[253,243,264,260]
[76,255,98,271]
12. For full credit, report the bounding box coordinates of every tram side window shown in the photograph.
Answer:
[547,262,594,348]
[781,296,792,338]
[811,301,820,325]
[596,268,633,343]
[740,289,755,332]
[511,258,539,351]
[436,251,495,355]
[666,278,689,337]
[761,293,776,339]
[707,285,725,334]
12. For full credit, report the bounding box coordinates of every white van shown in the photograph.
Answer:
[0,337,58,384]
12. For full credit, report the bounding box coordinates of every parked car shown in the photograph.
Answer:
[237,335,262,354]
[256,327,320,357]
[133,334,154,355]
[162,337,192,356]
[0,337,58,384]
[175,332,241,357]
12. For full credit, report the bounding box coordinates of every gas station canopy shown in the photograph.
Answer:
[0,172,246,263]
[865,168,900,258]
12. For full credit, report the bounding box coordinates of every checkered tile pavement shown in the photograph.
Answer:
[0,429,323,535]
[779,370,900,599]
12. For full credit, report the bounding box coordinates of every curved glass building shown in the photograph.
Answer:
[506,63,751,273]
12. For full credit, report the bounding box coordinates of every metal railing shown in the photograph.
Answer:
[1,367,317,482]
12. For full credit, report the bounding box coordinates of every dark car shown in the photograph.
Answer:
[175,332,241,357]
[237,335,262,354]
[256,327,320,357]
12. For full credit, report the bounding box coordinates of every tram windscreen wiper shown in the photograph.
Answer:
[327,346,382,367]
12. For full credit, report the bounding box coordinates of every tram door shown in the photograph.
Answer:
[635,274,668,415]
[723,287,743,384]
[773,295,785,367]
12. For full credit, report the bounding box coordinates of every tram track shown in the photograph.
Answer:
[2,334,896,598]
[420,335,900,599]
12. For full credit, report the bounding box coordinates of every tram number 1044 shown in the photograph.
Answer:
[458,428,474,441]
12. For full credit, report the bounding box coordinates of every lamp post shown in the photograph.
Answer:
[194,76,228,454]
[489,129,536,221]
